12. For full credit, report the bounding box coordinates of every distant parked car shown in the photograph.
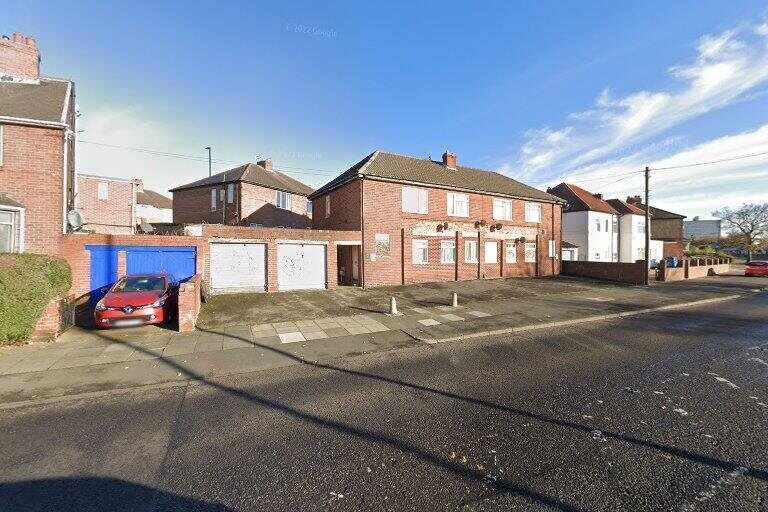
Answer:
[745,261,768,277]
[94,274,177,329]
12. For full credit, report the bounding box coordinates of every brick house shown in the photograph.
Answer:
[625,196,686,242]
[309,150,565,287]
[75,173,138,234]
[171,159,314,228]
[0,32,76,254]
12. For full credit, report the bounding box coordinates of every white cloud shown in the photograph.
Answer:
[515,19,768,179]
[556,123,768,220]
[76,106,209,196]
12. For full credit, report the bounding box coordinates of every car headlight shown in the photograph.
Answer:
[149,295,168,308]
[95,300,107,311]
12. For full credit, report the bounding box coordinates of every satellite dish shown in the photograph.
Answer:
[67,210,84,231]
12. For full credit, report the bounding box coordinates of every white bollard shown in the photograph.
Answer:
[452,292,458,307]
[389,296,399,316]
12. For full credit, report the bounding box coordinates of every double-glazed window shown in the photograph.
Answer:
[97,182,109,201]
[440,240,456,264]
[493,198,512,221]
[525,202,542,223]
[276,191,292,210]
[412,239,428,264]
[0,209,21,253]
[227,184,235,204]
[595,219,601,232]
[210,188,217,210]
[402,186,428,214]
[506,242,517,263]
[464,240,478,263]
[447,192,469,217]
[325,195,331,218]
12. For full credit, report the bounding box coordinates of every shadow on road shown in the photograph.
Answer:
[0,477,235,512]
[15,301,768,511]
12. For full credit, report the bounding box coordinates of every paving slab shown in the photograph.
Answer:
[279,332,306,344]
[467,310,491,318]
[303,331,329,341]
[323,327,351,338]
[418,319,441,326]
[439,314,464,322]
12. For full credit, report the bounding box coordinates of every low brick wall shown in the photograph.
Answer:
[561,261,646,285]
[177,274,202,332]
[657,258,731,281]
[31,294,75,339]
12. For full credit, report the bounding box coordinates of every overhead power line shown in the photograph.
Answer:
[648,150,768,171]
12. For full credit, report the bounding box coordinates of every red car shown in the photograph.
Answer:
[745,261,768,277]
[94,274,177,329]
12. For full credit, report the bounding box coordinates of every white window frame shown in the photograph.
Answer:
[464,240,478,263]
[548,239,556,258]
[210,188,217,210]
[325,195,331,218]
[0,206,24,253]
[402,186,428,214]
[524,242,537,263]
[492,198,512,221]
[595,219,601,232]
[412,239,429,265]
[484,241,498,263]
[307,200,313,215]
[374,233,391,259]
[440,240,456,264]
[97,182,109,201]
[505,241,517,263]
[227,183,235,204]
[525,202,542,223]
[447,192,469,217]
[276,190,292,210]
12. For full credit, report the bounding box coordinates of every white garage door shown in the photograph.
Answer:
[210,242,266,293]
[278,243,326,291]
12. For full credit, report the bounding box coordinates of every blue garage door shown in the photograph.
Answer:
[125,246,196,283]
[86,245,197,299]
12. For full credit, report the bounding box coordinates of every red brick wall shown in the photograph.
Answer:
[172,183,311,228]
[239,182,311,228]
[1,123,65,254]
[0,33,40,80]
[76,176,135,234]
[356,179,561,287]
[312,179,362,231]
[561,260,646,285]
[177,274,202,332]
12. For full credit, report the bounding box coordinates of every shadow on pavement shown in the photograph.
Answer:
[63,303,768,511]
[0,477,235,512]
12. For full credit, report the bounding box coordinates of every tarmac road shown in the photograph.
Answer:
[1,290,767,511]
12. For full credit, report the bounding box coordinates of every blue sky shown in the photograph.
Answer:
[6,1,768,218]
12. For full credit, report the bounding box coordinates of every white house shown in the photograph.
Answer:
[548,183,619,262]
[135,180,173,224]
[607,199,665,266]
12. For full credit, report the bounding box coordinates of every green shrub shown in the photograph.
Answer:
[685,246,731,260]
[0,253,72,344]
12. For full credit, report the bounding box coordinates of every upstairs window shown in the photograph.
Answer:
[227,183,235,204]
[307,200,313,215]
[325,195,331,218]
[595,219,601,232]
[402,186,428,214]
[525,202,542,223]
[97,182,109,201]
[210,188,217,210]
[447,192,469,217]
[493,198,512,221]
[276,190,292,210]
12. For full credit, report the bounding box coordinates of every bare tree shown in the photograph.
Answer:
[712,203,768,261]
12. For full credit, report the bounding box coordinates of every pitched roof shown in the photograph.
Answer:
[308,150,563,203]
[606,198,647,216]
[0,78,71,124]
[547,183,618,215]
[170,162,314,196]
[627,200,686,219]
[0,193,24,208]
[137,189,172,209]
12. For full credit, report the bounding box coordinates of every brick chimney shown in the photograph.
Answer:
[442,151,457,168]
[593,193,603,200]
[0,32,40,81]
[258,158,273,171]
[133,178,144,192]
[626,195,642,205]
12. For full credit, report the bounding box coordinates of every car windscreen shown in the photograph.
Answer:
[748,261,768,267]
[114,277,166,292]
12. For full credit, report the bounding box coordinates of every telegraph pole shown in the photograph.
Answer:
[644,166,650,286]
[205,146,212,177]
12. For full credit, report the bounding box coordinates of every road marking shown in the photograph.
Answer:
[420,294,745,344]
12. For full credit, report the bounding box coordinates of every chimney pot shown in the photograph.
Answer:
[258,158,273,171]
[627,195,642,204]
[593,193,603,200]
[442,151,457,168]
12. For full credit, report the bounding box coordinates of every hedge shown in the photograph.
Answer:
[0,253,72,344]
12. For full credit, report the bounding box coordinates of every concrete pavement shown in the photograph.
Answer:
[0,288,766,511]
[0,273,764,404]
